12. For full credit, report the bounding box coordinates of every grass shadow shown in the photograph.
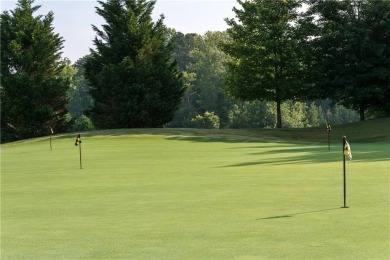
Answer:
[257,207,342,220]
[222,144,389,166]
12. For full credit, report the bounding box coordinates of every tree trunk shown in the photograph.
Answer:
[359,106,365,121]
[276,99,282,128]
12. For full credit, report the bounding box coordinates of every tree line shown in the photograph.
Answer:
[1,0,389,143]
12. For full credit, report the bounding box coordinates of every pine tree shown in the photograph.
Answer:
[84,0,185,128]
[1,0,70,142]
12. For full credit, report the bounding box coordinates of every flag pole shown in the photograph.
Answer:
[49,127,53,151]
[328,130,330,150]
[79,134,82,169]
[326,123,331,150]
[75,134,82,169]
[342,136,348,208]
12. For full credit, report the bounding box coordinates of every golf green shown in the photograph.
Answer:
[1,127,389,259]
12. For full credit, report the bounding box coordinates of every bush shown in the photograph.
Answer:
[228,101,276,128]
[69,115,95,132]
[191,111,220,129]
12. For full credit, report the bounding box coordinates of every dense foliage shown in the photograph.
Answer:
[84,0,185,128]
[1,0,70,142]
[67,56,93,119]
[170,31,359,129]
[223,0,308,128]
[169,32,233,128]
[305,0,390,120]
[2,0,387,142]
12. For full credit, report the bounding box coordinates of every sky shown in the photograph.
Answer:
[1,0,238,63]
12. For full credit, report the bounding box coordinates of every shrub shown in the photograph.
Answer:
[191,111,220,129]
[70,115,95,132]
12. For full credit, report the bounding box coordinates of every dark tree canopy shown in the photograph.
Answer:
[171,32,204,72]
[306,0,390,120]
[84,0,185,128]
[223,0,307,128]
[1,0,70,142]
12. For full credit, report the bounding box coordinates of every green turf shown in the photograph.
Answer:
[1,119,389,259]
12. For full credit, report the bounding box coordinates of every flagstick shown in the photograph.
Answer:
[49,127,54,151]
[342,136,348,208]
[326,123,331,150]
[79,141,82,169]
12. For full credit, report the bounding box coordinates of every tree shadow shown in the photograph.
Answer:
[222,145,388,166]
[257,207,342,220]
[222,148,338,167]
[167,136,247,143]
[44,131,389,165]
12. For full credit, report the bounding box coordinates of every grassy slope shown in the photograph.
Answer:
[66,117,390,143]
[1,118,389,259]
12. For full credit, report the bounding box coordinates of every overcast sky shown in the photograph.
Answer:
[1,0,238,62]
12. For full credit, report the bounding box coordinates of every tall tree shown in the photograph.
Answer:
[1,0,70,142]
[84,0,185,128]
[169,32,203,127]
[190,31,232,126]
[171,32,204,72]
[67,56,93,118]
[170,32,233,127]
[306,0,390,120]
[223,0,307,128]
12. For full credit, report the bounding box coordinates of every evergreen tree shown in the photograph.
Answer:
[1,0,70,142]
[84,0,185,128]
[223,0,307,128]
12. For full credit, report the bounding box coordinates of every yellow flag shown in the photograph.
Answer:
[326,123,331,132]
[344,141,352,160]
[75,134,82,146]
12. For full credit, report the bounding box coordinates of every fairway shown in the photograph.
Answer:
[1,126,389,259]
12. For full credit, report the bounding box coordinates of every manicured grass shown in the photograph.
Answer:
[1,121,389,259]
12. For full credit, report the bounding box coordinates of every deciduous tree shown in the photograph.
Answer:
[306,0,390,120]
[223,0,307,128]
[67,56,93,118]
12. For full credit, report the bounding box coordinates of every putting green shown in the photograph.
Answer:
[1,127,389,259]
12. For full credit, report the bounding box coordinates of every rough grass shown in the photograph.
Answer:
[1,118,389,259]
